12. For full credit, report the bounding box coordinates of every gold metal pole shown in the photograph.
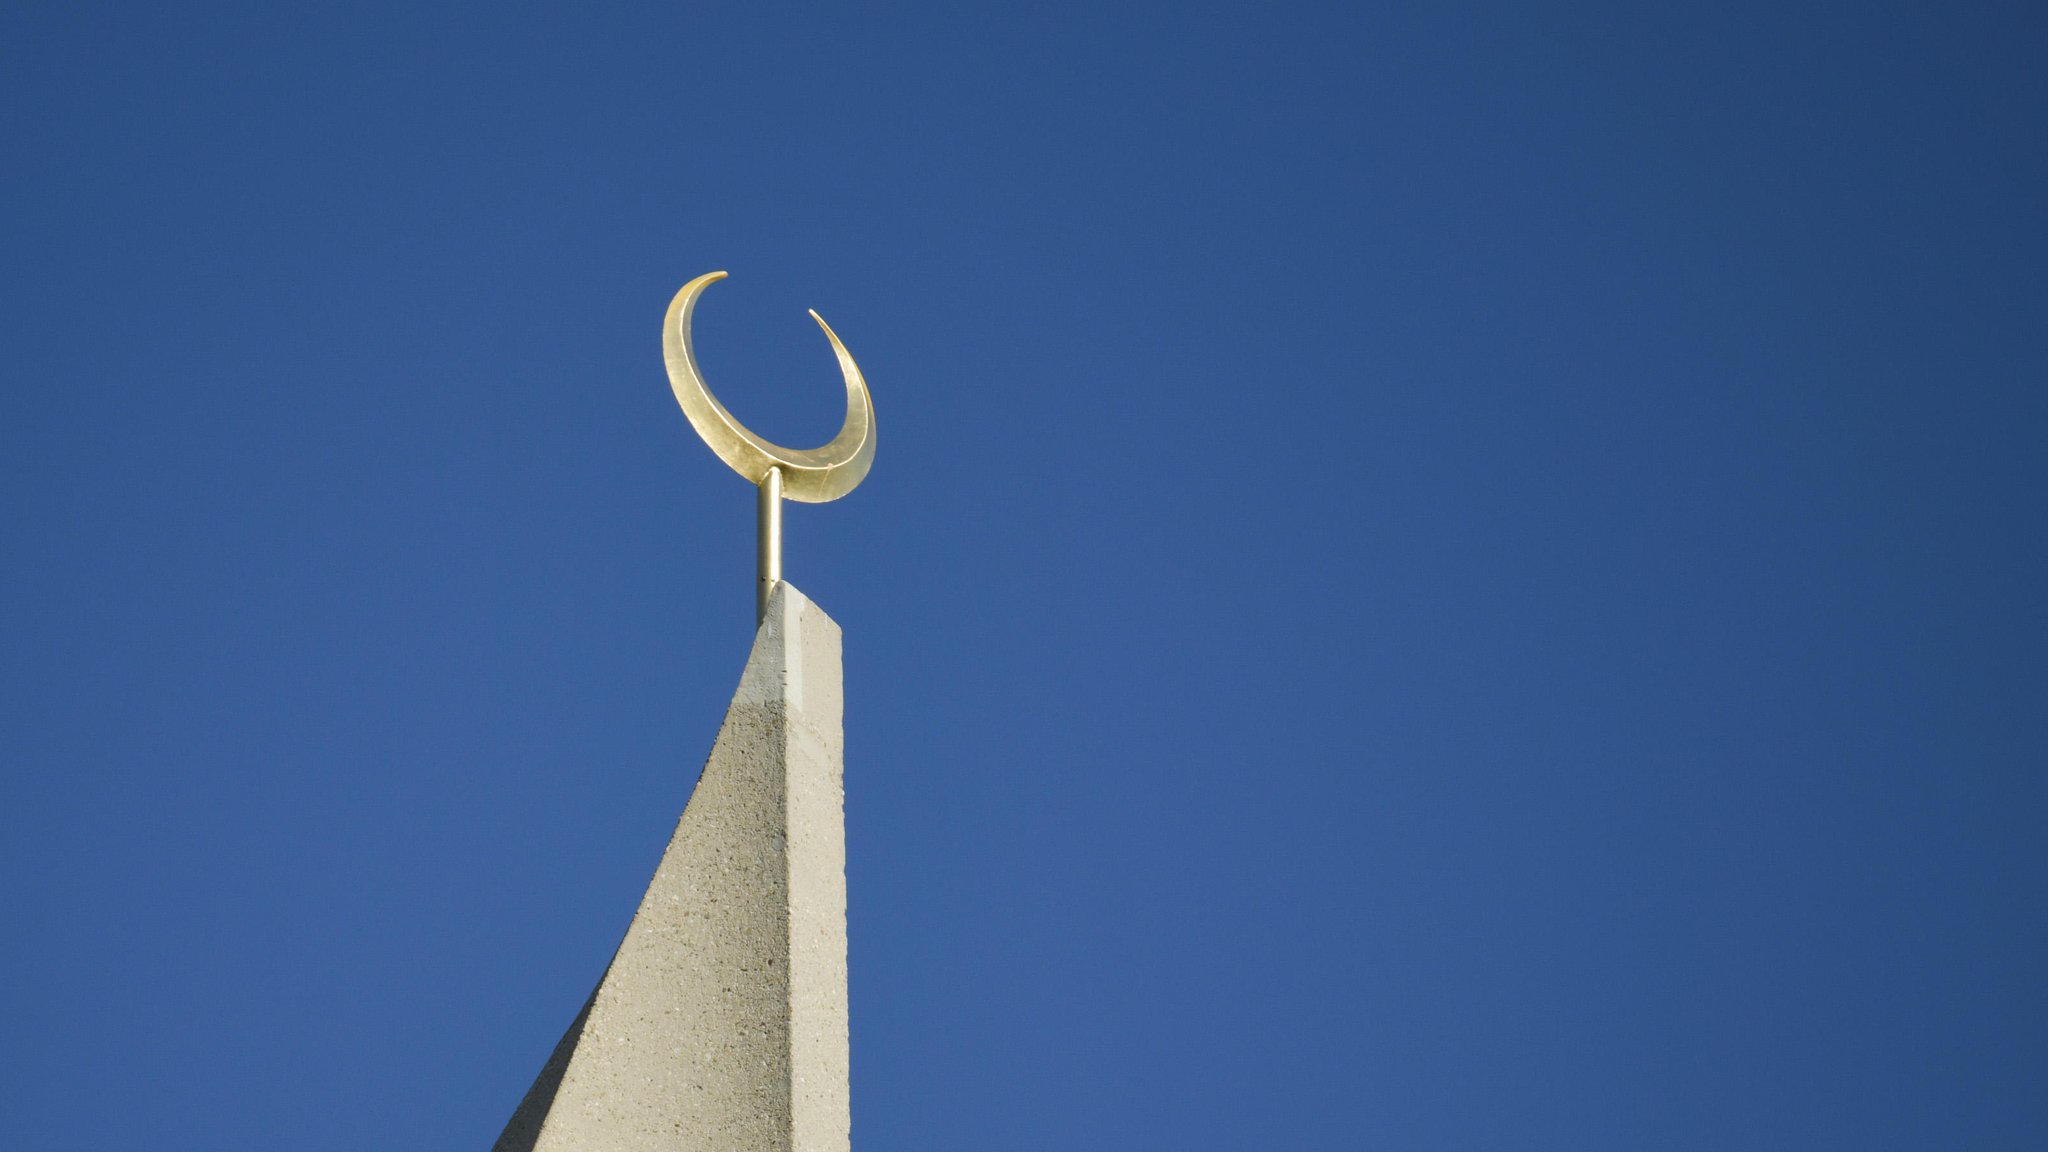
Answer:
[757,465,783,623]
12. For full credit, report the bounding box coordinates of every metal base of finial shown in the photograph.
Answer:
[757,466,782,623]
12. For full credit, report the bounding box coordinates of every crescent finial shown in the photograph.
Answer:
[662,271,876,504]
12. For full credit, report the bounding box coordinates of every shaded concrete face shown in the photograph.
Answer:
[495,584,849,1152]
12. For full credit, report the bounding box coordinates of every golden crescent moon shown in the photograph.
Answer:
[662,270,875,503]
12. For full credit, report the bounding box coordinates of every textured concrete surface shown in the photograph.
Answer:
[494,583,849,1152]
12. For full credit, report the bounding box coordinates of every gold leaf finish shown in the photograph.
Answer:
[662,271,876,504]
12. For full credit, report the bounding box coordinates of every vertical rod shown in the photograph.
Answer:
[757,466,783,623]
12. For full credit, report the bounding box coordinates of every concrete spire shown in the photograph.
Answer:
[494,583,850,1152]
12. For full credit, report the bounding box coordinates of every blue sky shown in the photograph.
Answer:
[2,2,2043,1147]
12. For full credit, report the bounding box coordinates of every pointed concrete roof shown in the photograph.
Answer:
[495,584,849,1152]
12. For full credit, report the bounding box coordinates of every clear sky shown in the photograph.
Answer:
[2,2,2043,1147]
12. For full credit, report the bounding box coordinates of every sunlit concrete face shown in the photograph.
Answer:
[494,583,849,1152]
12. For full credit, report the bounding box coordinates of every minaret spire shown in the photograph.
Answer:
[494,583,850,1151]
